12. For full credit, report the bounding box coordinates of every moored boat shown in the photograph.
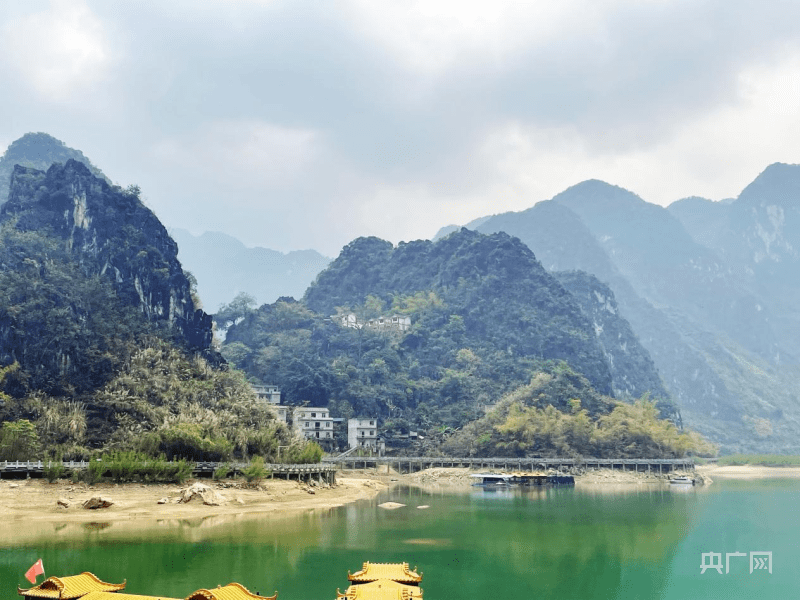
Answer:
[669,475,695,485]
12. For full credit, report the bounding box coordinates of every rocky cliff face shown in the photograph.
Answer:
[1,160,212,351]
[670,163,800,360]
[553,271,671,406]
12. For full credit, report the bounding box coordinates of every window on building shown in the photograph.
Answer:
[305,422,309,427]
[370,420,374,425]
[315,422,320,428]
[315,432,320,438]
[370,431,374,436]
[311,413,316,418]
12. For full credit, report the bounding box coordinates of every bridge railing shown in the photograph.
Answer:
[0,460,336,474]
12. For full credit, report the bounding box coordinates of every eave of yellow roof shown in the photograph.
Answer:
[19,573,126,599]
[337,579,423,600]
[184,583,277,600]
[348,563,422,583]
[80,592,179,600]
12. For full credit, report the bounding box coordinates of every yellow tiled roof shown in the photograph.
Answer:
[184,583,277,600]
[80,592,179,600]
[348,563,422,584]
[19,573,126,599]
[337,580,423,600]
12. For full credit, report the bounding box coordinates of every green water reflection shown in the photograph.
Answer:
[2,480,797,600]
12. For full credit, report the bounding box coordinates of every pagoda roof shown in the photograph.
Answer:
[185,583,277,600]
[80,593,179,600]
[19,573,126,599]
[337,580,423,600]
[348,563,422,584]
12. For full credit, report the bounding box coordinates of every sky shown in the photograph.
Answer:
[1,1,800,256]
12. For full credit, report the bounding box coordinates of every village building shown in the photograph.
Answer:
[336,314,411,333]
[250,384,288,424]
[294,407,335,441]
[250,384,281,405]
[364,315,411,332]
[348,418,384,453]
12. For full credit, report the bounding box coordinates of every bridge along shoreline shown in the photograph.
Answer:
[1,457,693,481]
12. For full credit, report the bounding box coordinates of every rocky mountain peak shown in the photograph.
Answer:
[0,132,108,205]
[1,159,212,351]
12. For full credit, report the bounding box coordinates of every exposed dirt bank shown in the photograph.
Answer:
[0,475,387,539]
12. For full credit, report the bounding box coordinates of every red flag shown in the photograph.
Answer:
[25,559,44,584]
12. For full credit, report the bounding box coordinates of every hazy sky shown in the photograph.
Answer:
[1,1,799,256]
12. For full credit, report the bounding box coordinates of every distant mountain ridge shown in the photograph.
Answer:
[437,163,800,452]
[170,228,332,312]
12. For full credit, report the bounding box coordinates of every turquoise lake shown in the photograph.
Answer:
[2,479,797,600]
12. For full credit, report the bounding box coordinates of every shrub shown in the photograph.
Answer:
[241,456,269,483]
[285,441,324,464]
[87,459,105,485]
[0,420,40,460]
[43,454,65,483]
[213,462,232,481]
[144,423,234,462]
[84,451,194,484]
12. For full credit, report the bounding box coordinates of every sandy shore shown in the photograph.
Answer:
[0,475,387,538]
[697,464,800,479]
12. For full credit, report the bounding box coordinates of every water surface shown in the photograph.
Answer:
[2,479,796,600]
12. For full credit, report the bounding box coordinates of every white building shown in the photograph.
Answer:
[338,313,360,329]
[293,407,335,441]
[273,406,289,424]
[251,384,281,405]
[348,418,383,451]
[337,313,411,332]
[365,315,411,332]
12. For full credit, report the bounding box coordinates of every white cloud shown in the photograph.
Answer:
[1,0,111,98]
[343,0,602,75]
[151,120,320,192]
[468,50,800,210]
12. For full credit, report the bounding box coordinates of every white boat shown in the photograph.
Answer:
[669,475,695,485]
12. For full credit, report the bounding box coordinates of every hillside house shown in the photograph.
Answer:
[251,384,287,423]
[294,407,335,441]
[337,313,411,332]
[348,418,385,452]
[251,384,281,405]
[365,314,411,332]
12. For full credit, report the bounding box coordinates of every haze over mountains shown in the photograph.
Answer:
[169,229,331,312]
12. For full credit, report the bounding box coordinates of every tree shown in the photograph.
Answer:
[0,419,40,460]
[214,292,257,330]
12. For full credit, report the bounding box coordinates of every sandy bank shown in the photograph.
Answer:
[697,464,800,479]
[0,475,387,537]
